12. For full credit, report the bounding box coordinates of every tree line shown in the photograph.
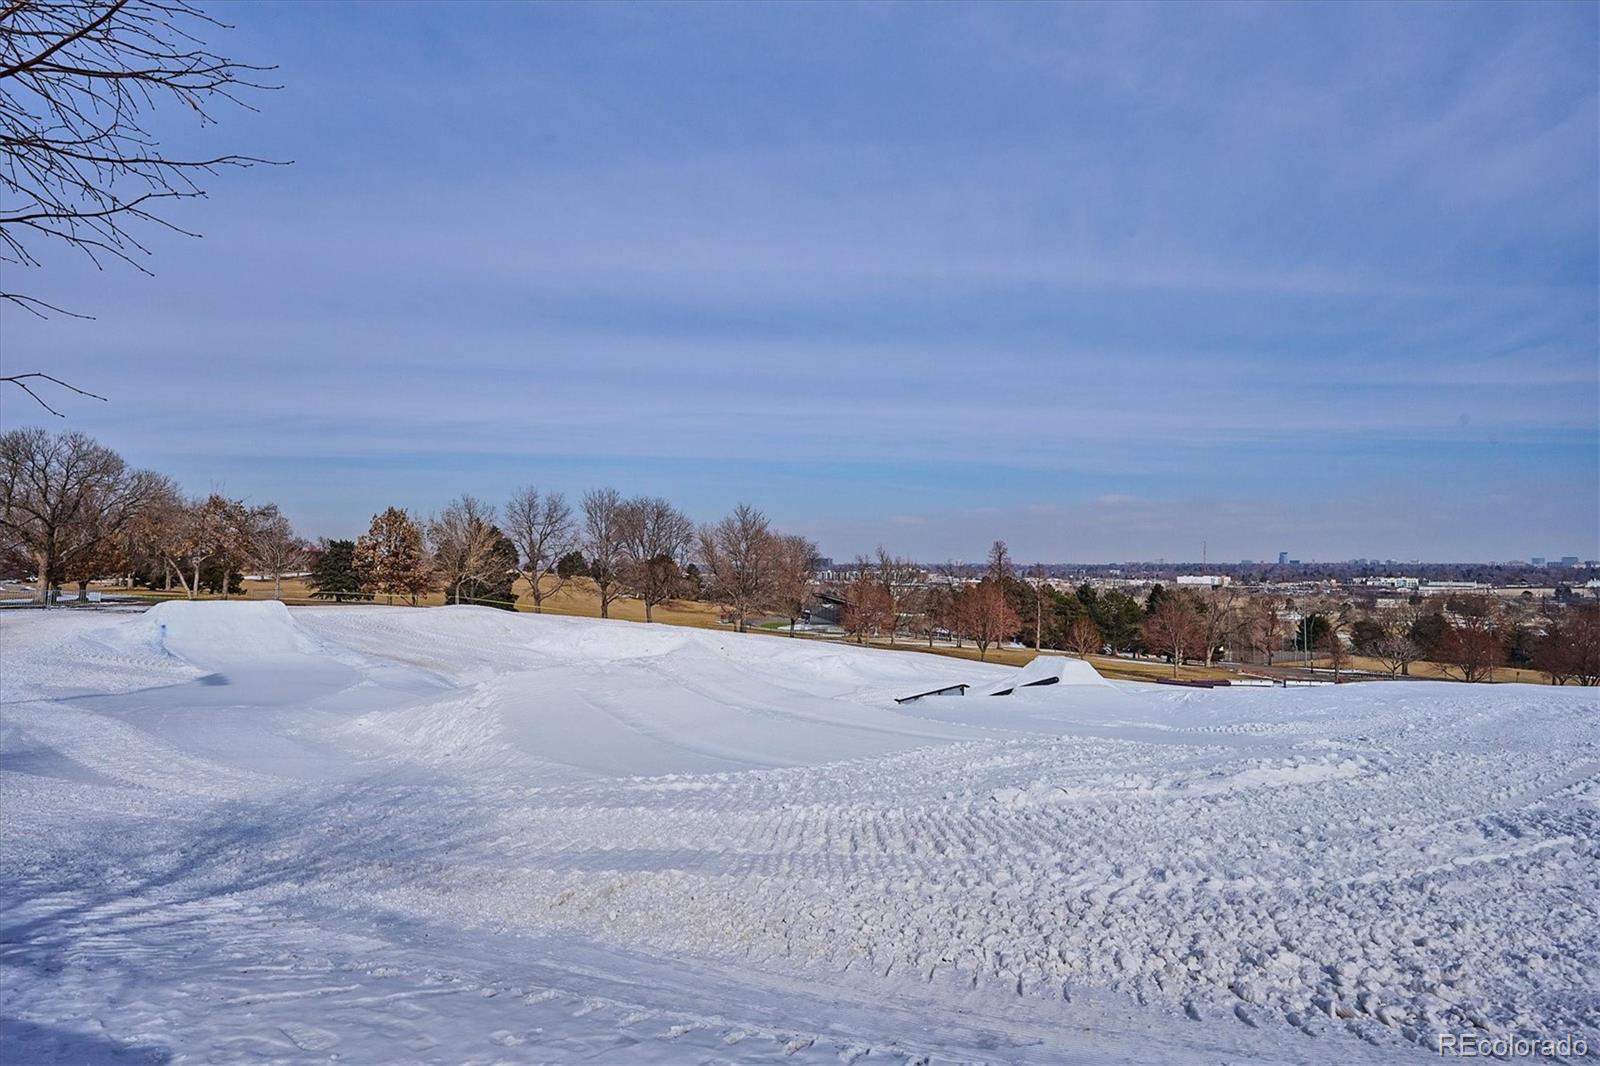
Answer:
[0,426,823,633]
[305,492,820,633]
[4,427,1594,684]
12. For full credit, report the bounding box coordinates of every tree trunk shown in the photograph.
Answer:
[274,574,283,600]
[77,580,90,602]
[34,549,51,605]
[645,600,654,623]
[192,562,201,600]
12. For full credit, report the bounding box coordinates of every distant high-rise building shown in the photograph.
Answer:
[1532,557,1546,566]
[1278,551,1289,565]
[1560,556,1580,567]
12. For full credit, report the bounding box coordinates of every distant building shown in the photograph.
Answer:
[1176,575,1231,587]
[1532,557,1546,566]
[1560,556,1580,567]
[1277,552,1289,565]
[1356,576,1420,589]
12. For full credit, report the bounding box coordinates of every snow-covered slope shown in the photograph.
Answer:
[2,605,1596,1063]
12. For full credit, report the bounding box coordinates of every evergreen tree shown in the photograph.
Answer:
[1092,590,1145,652]
[307,539,370,602]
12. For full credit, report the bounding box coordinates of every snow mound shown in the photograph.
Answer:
[981,654,1110,695]
[5,605,1597,1064]
[138,599,322,667]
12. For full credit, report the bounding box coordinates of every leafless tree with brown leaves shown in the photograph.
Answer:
[1064,614,1102,658]
[0,425,156,602]
[956,578,1019,662]
[1437,593,1506,683]
[840,556,894,645]
[771,532,819,636]
[1144,593,1203,677]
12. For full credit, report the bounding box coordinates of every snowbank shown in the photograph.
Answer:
[979,654,1111,695]
[2,604,1596,1064]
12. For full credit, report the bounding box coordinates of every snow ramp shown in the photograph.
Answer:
[139,599,322,669]
[980,654,1110,696]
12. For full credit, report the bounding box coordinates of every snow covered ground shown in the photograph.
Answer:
[2,602,1596,1063]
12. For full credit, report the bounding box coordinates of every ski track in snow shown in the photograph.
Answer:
[2,602,1597,1063]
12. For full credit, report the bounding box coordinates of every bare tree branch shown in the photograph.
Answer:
[0,370,108,415]
[0,0,286,319]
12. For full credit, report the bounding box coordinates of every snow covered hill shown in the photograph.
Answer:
[3,603,1596,1063]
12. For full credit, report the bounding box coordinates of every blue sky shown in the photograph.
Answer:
[3,2,1595,562]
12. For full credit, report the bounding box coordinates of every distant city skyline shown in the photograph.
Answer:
[3,3,1595,561]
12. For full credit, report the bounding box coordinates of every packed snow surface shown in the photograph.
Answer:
[2,602,1596,1063]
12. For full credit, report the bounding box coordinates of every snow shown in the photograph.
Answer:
[977,653,1112,696]
[3,603,1597,1063]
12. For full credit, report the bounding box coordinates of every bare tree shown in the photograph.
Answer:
[874,545,917,645]
[1437,594,1506,683]
[1245,595,1289,665]
[0,0,281,323]
[581,487,626,619]
[956,577,1019,662]
[219,497,268,598]
[771,532,819,636]
[1196,584,1241,667]
[697,502,775,633]
[986,539,1012,581]
[1064,614,1102,657]
[1369,630,1421,679]
[1533,606,1599,686]
[909,583,951,648]
[1319,624,1352,683]
[504,486,573,613]
[0,425,154,603]
[1144,593,1203,677]
[617,495,694,622]
[428,495,502,606]
[1026,563,1048,650]
[840,556,894,644]
[250,507,306,601]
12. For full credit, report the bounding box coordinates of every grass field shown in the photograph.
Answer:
[1295,653,1556,686]
[93,577,1563,685]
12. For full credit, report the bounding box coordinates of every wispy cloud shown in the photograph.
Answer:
[2,2,1593,558]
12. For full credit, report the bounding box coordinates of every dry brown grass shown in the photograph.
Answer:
[791,635,1233,682]
[1299,653,1556,686]
[105,575,728,627]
